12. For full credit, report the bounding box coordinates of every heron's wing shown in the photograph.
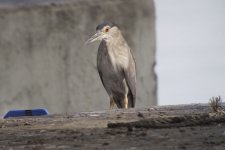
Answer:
[123,55,136,107]
[97,41,108,91]
[98,70,105,89]
[98,67,123,108]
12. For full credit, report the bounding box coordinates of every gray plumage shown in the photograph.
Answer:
[86,21,136,108]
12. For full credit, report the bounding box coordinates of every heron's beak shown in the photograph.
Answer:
[85,32,103,44]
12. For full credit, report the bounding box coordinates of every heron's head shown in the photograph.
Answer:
[86,21,119,44]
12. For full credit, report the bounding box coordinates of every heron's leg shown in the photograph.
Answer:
[124,95,128,109]
[110,98,116,109]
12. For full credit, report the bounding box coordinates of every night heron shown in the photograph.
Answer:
[86,21,136,109]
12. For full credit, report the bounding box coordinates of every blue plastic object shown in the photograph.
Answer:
[3,108,49,119]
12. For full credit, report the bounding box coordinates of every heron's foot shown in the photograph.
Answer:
[124,96,128,109]
[110,98,116,109]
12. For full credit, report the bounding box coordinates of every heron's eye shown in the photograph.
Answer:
[105,27,110,33]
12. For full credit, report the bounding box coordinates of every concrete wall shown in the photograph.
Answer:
[0,0,157,116]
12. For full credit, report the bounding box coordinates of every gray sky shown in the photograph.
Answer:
[155,0,225,105]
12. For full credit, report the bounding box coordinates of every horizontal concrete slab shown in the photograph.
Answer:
[0,0,157,116]
[0,103,225,149]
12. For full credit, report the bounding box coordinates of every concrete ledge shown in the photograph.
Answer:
[0,0,157,116]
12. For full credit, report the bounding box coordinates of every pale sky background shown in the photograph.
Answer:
[155,0,225,105]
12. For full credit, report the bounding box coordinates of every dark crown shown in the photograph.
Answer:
[96,21,117,31]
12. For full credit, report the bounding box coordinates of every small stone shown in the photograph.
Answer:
[137,112,144,118]
[127,126,133,132]
[40,130,46,133]
[102,142,109,146]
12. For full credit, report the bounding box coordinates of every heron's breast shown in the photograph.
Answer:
[108,48,129,71]
[98,41,129,72]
